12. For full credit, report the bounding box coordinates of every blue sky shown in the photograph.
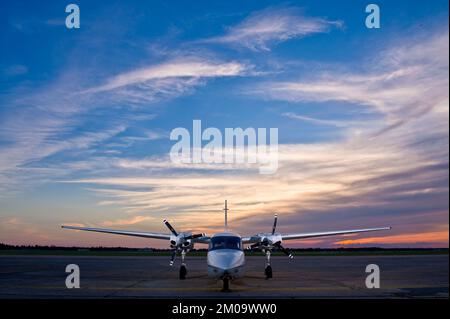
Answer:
[0,1,448,247]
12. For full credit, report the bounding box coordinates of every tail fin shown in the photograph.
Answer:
[223,200,229,231]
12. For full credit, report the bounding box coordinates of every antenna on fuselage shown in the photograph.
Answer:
[223,200,229,231]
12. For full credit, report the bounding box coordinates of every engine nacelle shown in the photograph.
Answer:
[259,233,282,248]
[170,235,180,246]
[170,234,194,250]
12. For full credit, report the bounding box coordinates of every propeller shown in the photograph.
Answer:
[163,219,204,266]
[274,242,293,259]
[250,214,294,259]
[163,219,178,236]
[272,213,278,235]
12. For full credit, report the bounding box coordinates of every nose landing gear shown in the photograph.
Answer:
[221,277,230,292]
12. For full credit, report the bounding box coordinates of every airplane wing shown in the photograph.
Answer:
[242,227,391,244]
[62,225,211,243]
[280,227,391,241]
[61,225,171,240]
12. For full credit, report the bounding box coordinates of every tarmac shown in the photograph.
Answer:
[0,254,448,298]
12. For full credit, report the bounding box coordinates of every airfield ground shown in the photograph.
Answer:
[0,254,447,298]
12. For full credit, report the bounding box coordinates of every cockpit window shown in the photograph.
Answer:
[209,236,242,251]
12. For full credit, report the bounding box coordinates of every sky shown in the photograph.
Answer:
[0,0,448,248]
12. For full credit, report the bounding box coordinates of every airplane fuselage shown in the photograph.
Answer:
[206,232,245,280]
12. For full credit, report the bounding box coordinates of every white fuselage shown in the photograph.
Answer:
[206,232,245,280]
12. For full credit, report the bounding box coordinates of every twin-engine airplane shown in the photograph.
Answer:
[62,201,391,291]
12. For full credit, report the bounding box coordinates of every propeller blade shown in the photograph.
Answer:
[169,249,177,266]
[163,219,178,236]
[276,243,293,259]
[184,233,204,240]
[271,213,278,235]
[250,242,260,249]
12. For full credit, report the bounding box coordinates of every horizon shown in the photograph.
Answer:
[2,242,448,250]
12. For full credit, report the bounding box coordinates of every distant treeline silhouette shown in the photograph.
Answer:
[0,243,447,253]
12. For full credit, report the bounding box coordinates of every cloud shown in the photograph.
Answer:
[0,216,52,244]
[119,130,168,145]
[335,230,449,246]
[252,31,449,122]
[282,112,360,128]
[0,56,248,194]
[200,7,343,51]
[85,58,248,93]
[60,29,448,248]
[0,112,127,195]
[102,215,154,227]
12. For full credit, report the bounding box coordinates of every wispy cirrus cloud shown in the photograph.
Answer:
[77,57,250,107]
[282,112,361,128]
[199,7,343,51]
[252,31,448,115]
[61,28,448,247]
[86,59,247,93]
[0,56,249,195]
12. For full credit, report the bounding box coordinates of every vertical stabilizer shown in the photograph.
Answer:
[223,200,229,231]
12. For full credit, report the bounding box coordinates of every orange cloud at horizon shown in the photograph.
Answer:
[335,230,449,246]
[102,215,154,227]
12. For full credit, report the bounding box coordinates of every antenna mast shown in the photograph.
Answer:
[223,200,229,231]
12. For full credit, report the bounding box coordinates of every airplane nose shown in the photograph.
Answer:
[208,250,244,271]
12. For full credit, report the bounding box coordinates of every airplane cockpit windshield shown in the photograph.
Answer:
[209,236,242,251]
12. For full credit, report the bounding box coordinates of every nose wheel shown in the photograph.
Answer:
[221,278,230,292]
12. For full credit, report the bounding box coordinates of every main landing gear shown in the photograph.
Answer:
[179,250,187,280]
[179,265,187,280]
[264,250,273,279]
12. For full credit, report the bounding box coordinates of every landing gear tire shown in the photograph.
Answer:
[265,265,272,279]
[221,278,230,292]
[179,265,187,280]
